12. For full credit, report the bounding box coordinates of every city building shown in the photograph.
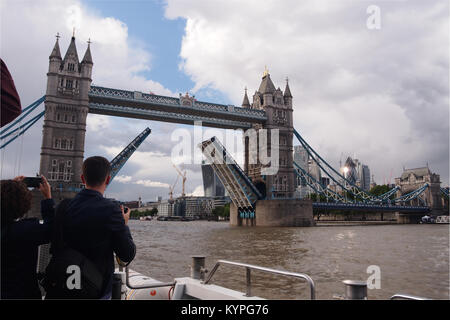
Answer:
[309,159,322,183]
[293,145,322,198]
[293,145,308,188]
[361,165,371,191]
[213,196,231,208]
[123,200,140,209]
[157,200,174,217]
[157,196,231,218]
[201,162,225,197]
[342,156,371,191]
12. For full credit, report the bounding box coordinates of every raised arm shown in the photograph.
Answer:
[109,205,136,263]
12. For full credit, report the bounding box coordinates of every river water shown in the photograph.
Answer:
[127,220,449,300]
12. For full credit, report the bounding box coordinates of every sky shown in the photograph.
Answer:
[0,0,448,202]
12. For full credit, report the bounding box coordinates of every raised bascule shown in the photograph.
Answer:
[2,35,446,226]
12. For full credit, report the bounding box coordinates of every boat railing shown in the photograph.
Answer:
[390,293,431,300]
[203,259,316,300]
[124,265,176,289]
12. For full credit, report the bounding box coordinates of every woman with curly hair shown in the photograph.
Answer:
[1,175,54,299]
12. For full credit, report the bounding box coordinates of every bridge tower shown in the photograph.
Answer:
[395,167,443,210]
[39,35,93,197]
[242,70,295,199]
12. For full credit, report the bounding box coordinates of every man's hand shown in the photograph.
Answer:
[39,175,52,199]
[121,205,130,225]
[13,175,25,182]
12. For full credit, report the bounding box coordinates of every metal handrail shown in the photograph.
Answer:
[203,260,316,300]
[125,266,176,290]
[390,293,431,300]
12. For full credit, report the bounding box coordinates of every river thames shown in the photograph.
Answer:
[127,220,449,300]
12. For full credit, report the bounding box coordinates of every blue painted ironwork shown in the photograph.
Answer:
[1,111,45,140]
[0,96,45,136]
[88,86,267,129]
[292,129,431,210]
[392,183,429,205]
[378,186,400,201]
[312,202,430,213]
[109,127,151,183]
[294,128,392,204]
[441,187,449,199]
[293,161,346,203]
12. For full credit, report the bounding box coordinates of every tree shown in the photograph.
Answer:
[129,208,158,219]
[150,207,158,216]
[370,184,395,199]
[212,203,230,218]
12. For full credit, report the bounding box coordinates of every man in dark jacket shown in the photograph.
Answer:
[62,156,136,299]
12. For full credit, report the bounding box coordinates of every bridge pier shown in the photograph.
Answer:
[395,212,423,224]
[230,199,314,227]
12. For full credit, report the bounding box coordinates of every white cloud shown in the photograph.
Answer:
[165,0,449,185]
[114,175,132,183]
[189,184,204,197]
[135,179,170,188]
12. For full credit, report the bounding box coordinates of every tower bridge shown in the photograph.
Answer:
[3,35,443,226]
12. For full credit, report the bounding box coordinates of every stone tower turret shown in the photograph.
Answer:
[244,70,294,198]
[40,35,93,198]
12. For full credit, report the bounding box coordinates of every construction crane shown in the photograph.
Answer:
[387,168,393,185]
[168,174,179,204]
[173,164,187,197]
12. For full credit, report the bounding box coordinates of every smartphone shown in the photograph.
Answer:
[23,177,42,188]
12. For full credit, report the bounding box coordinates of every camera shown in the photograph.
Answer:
[111,199,129,213]
[23,177,42,188]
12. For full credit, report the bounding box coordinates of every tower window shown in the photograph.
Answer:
[56,113,61,121]
[54,139,60,149]
[61,139,67,150]
[71,115,76,123]
[67,63,75,71]
[64,114,68,122]
[64,168,72,182]
[52,159,57,166]
[67,160,72,167]
[66,79,73,89]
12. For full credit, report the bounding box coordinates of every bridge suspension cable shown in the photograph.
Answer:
[294,160,408,205]
[293,161,346,203]
[391,183,429,205]
[441,187,449,199]
[0,111,45,150]
[293,128,385,203]
[0,96,45,135]
[1,96,46,150]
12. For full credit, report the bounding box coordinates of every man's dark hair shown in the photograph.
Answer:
[1,180,32,224]
[82,156,111,187]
